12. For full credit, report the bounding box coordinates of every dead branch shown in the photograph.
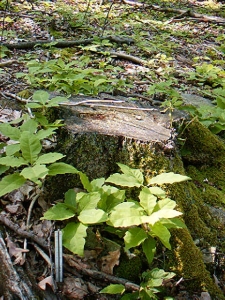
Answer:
[64,255,140,292]
[0,213,49,250]
[1,35,134,50]
[122,0,225,24]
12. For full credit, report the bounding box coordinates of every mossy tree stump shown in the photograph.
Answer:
[51,96,225,299]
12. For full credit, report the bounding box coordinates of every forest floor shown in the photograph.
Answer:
[0,0,225,299]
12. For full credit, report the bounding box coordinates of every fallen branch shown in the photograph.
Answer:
[122,0,225,24]
[64,255,140,292]
[0,213,49,250]
[1,35,134,50]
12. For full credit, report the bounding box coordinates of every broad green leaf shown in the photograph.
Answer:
[77,192,101,212]
[118,163,144,185]
[79,171,92,192]
[36,128,56,140]
[5,143,20,156]
[78,208,108,224]
[47,162,79,175]
[139,187,157,215]
[20,119,38,133]
[62,222,87,256]
[161,218,186,229]
[94,78,108,87]
[0,173,26,197]
[100,284,125,294]
[0,123,21,140]
[0,165,9,175]
[98,189,125,212]
[124,227,148,250]
[64,189,76,207]
[121,292,139,300]
[20,164,49,183]
[90,178,105,190]
[26,103,43,109]
[139,287,158,300]
[153,198,176,212]
[151,222,171,249]
[149,172,191,185]
[106,173,142,187]
[141,209,182,225]
[20,131,42,164]
[0,156,28,167]
[142,236,156,264]
[41,203,75,220]
[149,186,166,198]
[108,202,145,227]
[46,96,68,107]
[35,153,64,165]
[32,90,49,105]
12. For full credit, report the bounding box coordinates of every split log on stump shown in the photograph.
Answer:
[49,95,224,298]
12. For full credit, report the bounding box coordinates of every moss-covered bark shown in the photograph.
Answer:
[47,117,225,298]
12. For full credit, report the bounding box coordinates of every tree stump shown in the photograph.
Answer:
[49,94,225,298]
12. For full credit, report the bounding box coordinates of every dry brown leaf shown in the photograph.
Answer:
[62,277,88,300]
[100,249,120,274]
[32,220,53,238]
[38,275,54,290]
[6,235,29,265]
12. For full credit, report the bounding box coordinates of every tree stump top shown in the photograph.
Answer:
[60,96,172,142]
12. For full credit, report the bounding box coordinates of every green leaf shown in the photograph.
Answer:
[142,236,156,264]
[78,208,108,224]
[149,186,166,198]
[0,123,21,140]
[141,209,182,225]
[32,90,50,105]
[109,202,145,227]
[47,162,79,175]
[46,96,68,107]
[0,165,9,175]
[5,143,20,156]
[106,173,142,187]
[0,156,28,167]
[90,178,105,190]
[41,203,75,220]
[36,128,56,140]
[139,187,157,215]
[151,222,171,249]
[20,131,42,164]
[35,153,64,165]
[153,198,176,211]
[79,171,92,192]
[149,172,191,185]
[64,189,76,207]
[20,164,49,183]
[26,102,43,109]
[20,119,38,133]
[100,284,125,294]
[124,227,148,250]
[77,192,101,212]
[62,222,87,256]
[0,173,26,197]
[118,163,144,184]
[161,218,186,229]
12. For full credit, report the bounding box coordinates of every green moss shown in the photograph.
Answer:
[170,229,224,299]
[114,254,143,282]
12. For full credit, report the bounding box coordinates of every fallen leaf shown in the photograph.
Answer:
[100,249,120,274]
[6,235,29,265]
[62,277,88,300]
[38,275,54,290]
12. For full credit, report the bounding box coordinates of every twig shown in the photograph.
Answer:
[32,243,52,266]
[0,213,48,250]
[0,91,28,103]
[59,99,125,106]
[0,59,18,67]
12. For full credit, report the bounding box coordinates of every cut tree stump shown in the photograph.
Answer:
[48,94,225,298]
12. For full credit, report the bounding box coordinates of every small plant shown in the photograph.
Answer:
[0,90,78,196]
[188,63,225,87]
[16,57,125,95]
[41,163,190,298]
